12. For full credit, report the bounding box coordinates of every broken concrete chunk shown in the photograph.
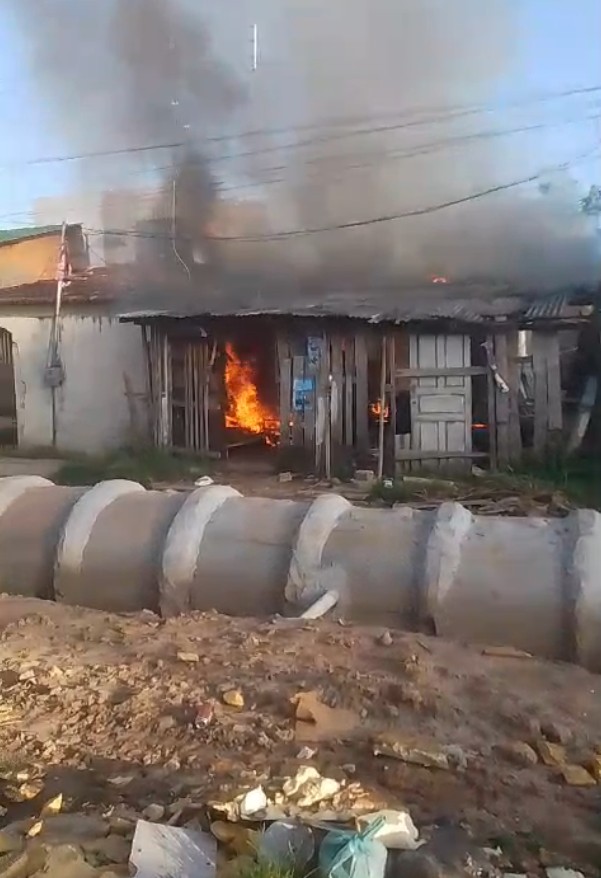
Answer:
[354,469,375,483]
[81,834,131,864]
[176,652,200,664]
[35,814,110,845]
[498,741,539,767]
[374,734,450,770]
[38,844,98,878]
[142,804,166,822]
[282,766,341,807]
[238,787,268,819]
[536,740,566,766]
[546,870,586,878]
[357,809,420,850]
[589,754,601,781]
[560,764,596,787]
[222,690,245,709]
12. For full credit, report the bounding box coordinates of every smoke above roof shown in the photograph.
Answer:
[9,0,601,289]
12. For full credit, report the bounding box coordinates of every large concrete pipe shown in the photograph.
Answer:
[0,476,599,670]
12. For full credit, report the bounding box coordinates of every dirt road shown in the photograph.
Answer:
[0,597,600,874]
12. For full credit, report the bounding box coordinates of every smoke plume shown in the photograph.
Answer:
[9,0,601,289]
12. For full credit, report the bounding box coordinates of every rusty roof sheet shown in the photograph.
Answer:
[0,270,120,306]
[118,281,598,325]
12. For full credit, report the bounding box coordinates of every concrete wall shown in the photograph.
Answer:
[0,308,147,453]
[0,229,88,288]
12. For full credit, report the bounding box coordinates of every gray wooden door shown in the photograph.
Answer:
[409,333,472,469]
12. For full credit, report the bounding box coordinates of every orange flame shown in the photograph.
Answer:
[369,399,390,421]
[225,342,279,438]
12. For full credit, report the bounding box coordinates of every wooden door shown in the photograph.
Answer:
[409,333,472,469]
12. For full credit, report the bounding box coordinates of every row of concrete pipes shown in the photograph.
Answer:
[0,475,599,670]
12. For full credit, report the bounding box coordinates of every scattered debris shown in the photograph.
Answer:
[291,691,358,741]
[258,821,315,872]
[320,815,388,878]
[482,646,533,659]
[560,765,596,787]
[546,870,586,878]
[373,734,451,770]
[282,766,341,808]
[130,819,217,878]
[378,630,393,647]
[540,721,572,745]
[142,804,166,822]
[356,809,420,850]
[536,741,566,767]
[177,651,200,664]
[278,471,294,483]
[498,741,539,767]
[222,689,245,709]
[194,476,215,487]
[354,469,375,484]
[296,746,317,760]
[300,589,339,620]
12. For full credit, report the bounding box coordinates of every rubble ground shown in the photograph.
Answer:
[1,597,601,875]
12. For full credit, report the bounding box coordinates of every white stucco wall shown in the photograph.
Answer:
[0,309,147,453]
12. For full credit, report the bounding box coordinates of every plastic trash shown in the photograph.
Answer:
[319,815,388,878]
[258,821,315,871]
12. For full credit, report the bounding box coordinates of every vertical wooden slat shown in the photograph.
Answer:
[277,335,291,448]
[315,333,329,474]
[495,332,510,465]
[532,331,549,455]
[546,332,563,433]
[486,334,498,470]
[506,329,523,462]
[292,355,304,447]
[304,337,318,451]
[330,334,343,447]
[354,331,369,451]
[345,337,355,446]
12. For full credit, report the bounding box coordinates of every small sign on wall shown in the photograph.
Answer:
[293,377,315,412]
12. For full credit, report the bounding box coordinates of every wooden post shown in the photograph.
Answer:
[495,332,510,465]
[486,334,498,470]
[532,331,549,456]
[506,329,523,463]
[354,331,369,452]
[377,334,387,480]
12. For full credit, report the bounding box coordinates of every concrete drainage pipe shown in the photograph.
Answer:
[0,476,599,670]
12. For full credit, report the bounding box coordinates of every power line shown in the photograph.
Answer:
[80,146,601,244]
[2,84,601,172]
[70,110,601,195]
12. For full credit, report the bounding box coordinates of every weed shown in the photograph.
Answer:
[55,447,212,488]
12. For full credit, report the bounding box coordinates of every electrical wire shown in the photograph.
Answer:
[1,84,600,171]
[79,146,601,244]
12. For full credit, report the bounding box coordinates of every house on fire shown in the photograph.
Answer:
[120,277,600,475]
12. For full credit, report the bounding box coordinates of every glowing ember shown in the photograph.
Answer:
[369,399,390,422]
[225,342,279,439]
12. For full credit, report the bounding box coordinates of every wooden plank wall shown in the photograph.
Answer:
[532,330,563,456]
[275,327,371,471]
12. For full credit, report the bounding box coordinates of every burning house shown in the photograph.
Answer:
[120,277,600,475]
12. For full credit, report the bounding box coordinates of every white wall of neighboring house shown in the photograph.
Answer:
[0,309,147,453]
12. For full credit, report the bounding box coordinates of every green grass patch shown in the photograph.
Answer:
[55,447,212,488]
[369,455,601,510]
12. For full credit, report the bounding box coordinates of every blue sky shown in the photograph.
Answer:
[0,0,599,230]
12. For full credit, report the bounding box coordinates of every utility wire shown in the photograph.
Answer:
[49,108,601,195]
[1,84,601,171]
[80,146,601,244]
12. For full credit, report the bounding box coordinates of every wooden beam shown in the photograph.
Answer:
[395,449,489,461]
[506,329,523,462]
[396,366,487,379]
